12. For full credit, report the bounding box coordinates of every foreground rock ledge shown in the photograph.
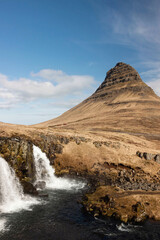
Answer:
[82,186,160,223]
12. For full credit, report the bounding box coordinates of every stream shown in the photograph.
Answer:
[0,146,160,239]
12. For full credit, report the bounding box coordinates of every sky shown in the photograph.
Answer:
[0,0,160,124]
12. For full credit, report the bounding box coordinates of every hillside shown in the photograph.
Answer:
[35,62,160,137]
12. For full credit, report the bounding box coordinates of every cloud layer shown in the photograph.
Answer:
[95,0,160,49]
[140,62,160,96]
[0,70,95,109]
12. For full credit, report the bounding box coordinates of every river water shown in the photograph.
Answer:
[0,187,160,240]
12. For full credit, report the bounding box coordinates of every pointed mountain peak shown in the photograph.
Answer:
[105,62,142,83]
[97,62,142,92]
[88,62,156,101]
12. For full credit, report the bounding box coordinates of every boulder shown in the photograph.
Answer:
[21,180,38,195]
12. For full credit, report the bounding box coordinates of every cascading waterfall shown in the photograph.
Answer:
[0,156,38,214]
[33,145,85,190]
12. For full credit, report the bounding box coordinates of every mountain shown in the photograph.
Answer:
[36,62,160,136]
[1,62,160,222]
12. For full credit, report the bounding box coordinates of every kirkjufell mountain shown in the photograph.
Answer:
[0,62,160,223]
[36,62,160,135]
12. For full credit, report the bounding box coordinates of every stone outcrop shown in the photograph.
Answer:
[136,151,160,163]
[0,137,35,181]
[82,186,160,223]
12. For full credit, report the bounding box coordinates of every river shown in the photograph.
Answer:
[0,187,160,240]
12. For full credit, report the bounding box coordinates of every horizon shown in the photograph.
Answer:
[0,0,160,124]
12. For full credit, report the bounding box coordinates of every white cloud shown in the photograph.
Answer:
[109,10,160,45]
[31,69,65,82]
[140,61,160,96]
[92,0,160,57]
[0,70,95,109]
[147,79,160,96]
[0,102,14,109]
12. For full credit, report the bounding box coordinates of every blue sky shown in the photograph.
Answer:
[0,0,160,124]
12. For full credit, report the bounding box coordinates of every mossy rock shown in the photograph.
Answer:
[4,152,11,161]
[17,155,24,166]
[1,144,9,154]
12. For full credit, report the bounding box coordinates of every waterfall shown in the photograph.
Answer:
[0,218,7,232]
[0,156,38,214]
[33,145,85,190]
[0,156,23,208]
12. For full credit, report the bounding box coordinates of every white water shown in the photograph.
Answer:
[33,145,85,190]
[0,156,38,213]
[0,218,7,232]
[116,223,141,232]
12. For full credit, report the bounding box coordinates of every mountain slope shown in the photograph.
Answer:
[36,62,160,135]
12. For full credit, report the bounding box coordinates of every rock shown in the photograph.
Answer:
[35,181,46,190]
[93,141,102,148]
[100,195,110,203]
[120,214,128,223]
[155,155,160,164]
[21,180,38,195]
[75,138,81,145]
[132,202,147,222]
[0,137,35,181]
[59,137,69,144]
[54,144,63,154]
[38,193,48,198]
[136,151,143,158]
[143,152,154,161]
[136,151,159,161]
[79,137,87,142]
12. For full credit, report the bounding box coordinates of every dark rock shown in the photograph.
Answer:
[132,202,141,212]
[93,141,102,148]
[143,152,154,161]
[38,193,48,198]
[21,180,38,195]
[155,155,160,164]
[59,137,69,144]
[75,138,81,145]
[79,137,87,142]
[54,144,63,154]
[100,195,110,203]
[136,151,143,158]
[0,137,35,181]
